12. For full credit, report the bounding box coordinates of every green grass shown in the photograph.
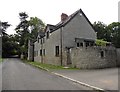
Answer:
[0,58,3,62]
[23,60,79,71]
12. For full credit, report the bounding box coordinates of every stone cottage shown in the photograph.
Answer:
[29,9,117,69]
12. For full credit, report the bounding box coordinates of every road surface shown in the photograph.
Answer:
[54,68,118,90]
[0,62,2,91]
[2,58,92,90]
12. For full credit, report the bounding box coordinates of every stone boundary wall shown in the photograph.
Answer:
[67,46,117,69]
[116,48,120,67]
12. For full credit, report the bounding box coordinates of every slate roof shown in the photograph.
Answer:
[45,24,56,33]
[37,8,95,39]
[45,9,94,33]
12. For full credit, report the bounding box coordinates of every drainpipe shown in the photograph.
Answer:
[28,40,30,60]
[60,27,63,66]
[41,38,43,63]
[32,43,34,61]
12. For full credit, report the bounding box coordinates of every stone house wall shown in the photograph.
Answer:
[62,12,96,48]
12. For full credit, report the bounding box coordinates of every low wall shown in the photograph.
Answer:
[0,37,2,58]
[117,48,120,67]
[69,46,117,69]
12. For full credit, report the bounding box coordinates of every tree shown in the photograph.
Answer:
[0,21,11,35]
[2,34,20,57]
[0,21,13,57]
[93,21,120,48]
[15,13,46,59]
[15,12,29,59]
[107,22,120,48]
[93,21,111,41]
[29,17,45,40]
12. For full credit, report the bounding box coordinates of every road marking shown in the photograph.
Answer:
[51,72,105,91]
[29,62,105,91]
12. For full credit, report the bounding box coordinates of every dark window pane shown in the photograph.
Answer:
[46,31,49,39]
[101,51,104,58]
[55,46,59,56]
[43,49,45,56]
[77,43,79,47]
[80,43,83,47]
[40,49,42,56]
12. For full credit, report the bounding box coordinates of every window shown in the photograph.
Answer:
[85,42,89,47]
[77,43,80,47]
[55,46,59,56]
[40,49,42,56]
[46,31,49,39]
[77,42,83,47]
[90,42,94,46]
[100,51,104,58]
[80,43,83,47]
[43,49,45,56]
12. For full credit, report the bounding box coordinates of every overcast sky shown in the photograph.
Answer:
[0,0,119,34]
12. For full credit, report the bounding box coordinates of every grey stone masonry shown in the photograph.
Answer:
[117,48,120,67]
[68,46,117,69]
[0,36,1,58]
[32,9,118,69]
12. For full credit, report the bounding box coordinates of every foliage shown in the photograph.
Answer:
[2,34,19,58]
[0,21,11,35]
[95,39,109,46]
[93,21,120,48]
[93,21,110,41]
[0,58,2,62]
[29,17,45,40]
[0,21,15,58]
[15,12,29,59]
[107,22,120,48]
[15,12,46,59]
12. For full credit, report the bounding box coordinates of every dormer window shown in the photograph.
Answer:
[46,31,49,39]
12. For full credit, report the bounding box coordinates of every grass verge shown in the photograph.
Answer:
[0,58,3,62]
[22,60,79,71]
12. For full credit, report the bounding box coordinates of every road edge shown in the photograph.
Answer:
[27,62,105,92]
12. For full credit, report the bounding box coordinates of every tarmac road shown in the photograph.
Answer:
[0,62,2,91]
[2,58,92,90]
[54,67,119,90]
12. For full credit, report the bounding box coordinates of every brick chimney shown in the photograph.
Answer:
[61,13,68,21]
